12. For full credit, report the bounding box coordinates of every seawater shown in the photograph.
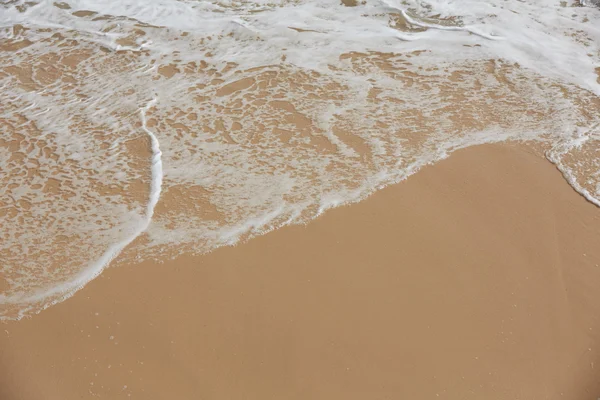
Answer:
[1,0,599,319]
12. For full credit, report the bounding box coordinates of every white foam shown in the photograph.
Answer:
[546,123,600,208]
[0,98,163,319]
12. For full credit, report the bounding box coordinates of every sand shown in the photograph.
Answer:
[1,143,600,400]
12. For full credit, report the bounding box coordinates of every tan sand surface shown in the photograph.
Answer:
[1,143,600,399]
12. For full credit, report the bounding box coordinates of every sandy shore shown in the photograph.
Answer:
[1,143,600,400]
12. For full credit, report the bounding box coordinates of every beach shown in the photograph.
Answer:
[2,0,600,398]
[2,143,600,399]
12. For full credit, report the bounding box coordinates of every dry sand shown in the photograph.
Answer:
[1,143,600,400]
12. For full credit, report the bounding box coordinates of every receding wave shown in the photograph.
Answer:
[1,0,599,319]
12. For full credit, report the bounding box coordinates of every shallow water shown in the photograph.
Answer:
[1,0,599,319]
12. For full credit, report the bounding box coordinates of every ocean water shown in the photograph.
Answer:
[1,0,599,319]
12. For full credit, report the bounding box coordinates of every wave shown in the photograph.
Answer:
[1,0,599,319]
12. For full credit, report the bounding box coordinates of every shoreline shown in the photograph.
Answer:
[2,139,597,322]
[2,143,600,399]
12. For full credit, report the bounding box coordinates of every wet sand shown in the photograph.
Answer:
[1,143,600,400]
